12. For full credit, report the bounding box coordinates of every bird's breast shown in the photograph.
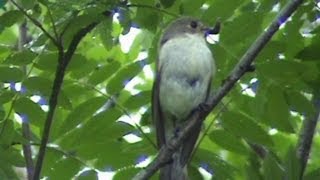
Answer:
[158,34,215,120]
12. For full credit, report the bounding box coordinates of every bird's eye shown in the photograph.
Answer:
[190,21,198,28]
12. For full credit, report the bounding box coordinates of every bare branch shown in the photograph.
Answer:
[32,10,112,180]
[19,21,34,180]
[133,0,304,179]
[297,98,320,178]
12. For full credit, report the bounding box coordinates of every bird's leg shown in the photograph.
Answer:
[197,102,211,112]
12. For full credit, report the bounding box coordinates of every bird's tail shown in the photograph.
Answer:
[159,122,202,180]
[160,148,188,180]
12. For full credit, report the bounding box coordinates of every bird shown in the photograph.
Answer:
[152,16,216,180]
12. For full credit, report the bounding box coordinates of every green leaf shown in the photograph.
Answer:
[23,76,72,110]
[220,12,263,47]
[257,41,285,62]
[47,157,81,179]
[118,8,131,35]
[0,107,4,121]
[0,27,16,44]
[188,165,203,180]
[284,146,301,180]
[41,148,63,176]
[77,170,98,180]
[13,97,46,127]
[262,154,284,179]
[23,76,52,95]
[58,109,137,169]
[265,86,294,133]
[257,60,307,85]
[128,30,154,61]
[0,119,15,146]
[160,0,176,8]
[20,0,35,9]
[0,10,23,27]
[193,149,236,179]
[0,164,19,180]
[123,91,151,110]
[221,111,274,147]
[67,54,89,71]
[0,90,14,104]
[258,0,280,12]
[69,59,97,79]
[35,53,87,72]
[61,13,104,47]
[245,154,263,180]
[99,17,114,50]
[181,0,205,15]
[0,146,25,167]
[34,52,58,71]
[284,90,315,115]
[203,0,242,22]
[304,168,320,180]
[0,66,23,82]
[88,60,121,85]
[113,167,140,180]
[296,42,320,61]
[209,129,248,155]
[4,50,37,65]
[58,107,127,148]
[134,7,160,32]
[0,44,10,59]
[62,83,93,101]
[106,61,143,95]
[59,96,107,135]
[281,15,304,59]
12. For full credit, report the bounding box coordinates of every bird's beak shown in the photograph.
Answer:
[202,19,221,35]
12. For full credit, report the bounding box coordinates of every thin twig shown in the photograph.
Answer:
[9,0,60,48]
[32,50,65,180]
[127,4,178,17]
[133,0,304,179]
[12,142,94,169]
[18,20,35,180]
[296,97,320,178]
[193,83,255,159]
[33,10,111,179]
[43,2,59,41]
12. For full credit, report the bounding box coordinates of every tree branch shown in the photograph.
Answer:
[297,97,320,178]
[18,21,34,180]
[127,4,178,17]
[32,10,111,180]
[133,0,304,179]
[9,0,60,48]
[42,2,59,41]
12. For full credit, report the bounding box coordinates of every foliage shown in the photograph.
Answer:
[0,0,319,179]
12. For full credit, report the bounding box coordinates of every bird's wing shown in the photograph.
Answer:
[180,76,212,166]
[152,70,166,149]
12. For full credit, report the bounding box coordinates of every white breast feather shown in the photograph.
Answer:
[159,34,215,120]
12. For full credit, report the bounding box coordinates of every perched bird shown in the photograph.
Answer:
[152,17,216,180]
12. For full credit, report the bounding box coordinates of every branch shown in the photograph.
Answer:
[32,11,111,179]
[133,0,304,179]
[43,2,59,41]
[9,0,60,48]
[296,97,320,178]
[127,4,178,17]
[19,21,34,180]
